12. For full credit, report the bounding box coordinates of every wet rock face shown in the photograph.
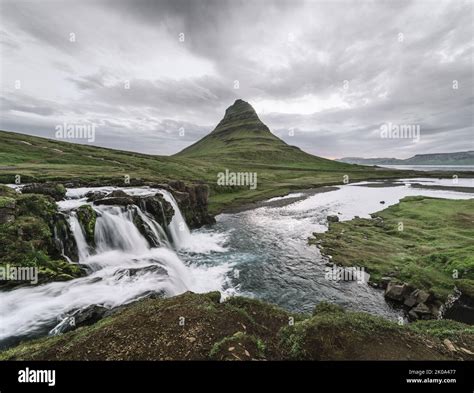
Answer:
[52,212,79,262]
[22,183,66,201]
[94,191,174,230]
[170,183,215,228]
[444,294,474,325]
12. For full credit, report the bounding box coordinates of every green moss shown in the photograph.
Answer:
[279,310,401,360]
[75,205,96,245]
[209,331,266,360]
[408,319,474,340]
[313,301,346,315]
[0,196,15,208]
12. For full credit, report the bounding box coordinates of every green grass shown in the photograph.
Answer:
[0,130,419,214]
[310,196,474,300]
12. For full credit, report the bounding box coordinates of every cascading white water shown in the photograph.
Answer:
[0,187,231,345]
[94,206,150,254]
[160,190,227,253]
[69,213,90,261]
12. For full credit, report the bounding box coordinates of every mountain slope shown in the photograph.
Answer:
[176,99,336,165]
[338,151,474,166]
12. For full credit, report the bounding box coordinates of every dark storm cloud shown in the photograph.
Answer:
[1,0,472,158]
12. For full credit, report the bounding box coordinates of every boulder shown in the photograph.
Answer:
[85,190,108,202]
[409,303,432,320]
[385,282,412,302]
[327,215,339,223]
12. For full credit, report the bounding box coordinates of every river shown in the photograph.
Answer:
[0,177,472,348]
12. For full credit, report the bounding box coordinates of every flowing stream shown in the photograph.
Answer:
[0,178,472,347]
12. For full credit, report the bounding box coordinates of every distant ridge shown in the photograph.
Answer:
[337,151,474,166]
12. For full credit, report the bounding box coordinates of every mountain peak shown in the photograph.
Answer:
[176,99,332,165]
[216,99,260,129]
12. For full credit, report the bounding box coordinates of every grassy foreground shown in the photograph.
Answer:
[1,291,472,360]
[310,196,474,301]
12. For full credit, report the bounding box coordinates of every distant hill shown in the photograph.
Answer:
[176,99,339,166]
[337,151,474,166]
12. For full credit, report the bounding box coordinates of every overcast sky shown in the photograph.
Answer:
[0,0,472,158]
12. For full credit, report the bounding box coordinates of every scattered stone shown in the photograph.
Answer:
[443,339,456,352]
[327,215,339,223]
[460,347,474,355]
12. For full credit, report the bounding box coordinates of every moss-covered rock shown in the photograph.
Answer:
[0,189,84,289]
[75,205,96,245]
[22,182,66,201]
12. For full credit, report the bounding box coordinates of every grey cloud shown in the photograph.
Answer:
[0,0,472,158]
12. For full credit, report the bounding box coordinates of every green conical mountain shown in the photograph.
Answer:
[176,99,334,165]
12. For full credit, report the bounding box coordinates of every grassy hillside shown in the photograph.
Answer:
[0,129,411,213]
[1,291,472,360]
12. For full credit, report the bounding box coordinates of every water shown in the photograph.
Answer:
[380,165,474,172]
[0,187,232,345]
[185,178,473,317]
[1,178,472,346]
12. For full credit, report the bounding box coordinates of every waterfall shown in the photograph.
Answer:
[159,190,193,249]
[69,213,90,261]
[0,187,230,346]
[94,206,150,254]
[160,190,227,253]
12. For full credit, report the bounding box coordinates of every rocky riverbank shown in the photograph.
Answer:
[309,196,474,324]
